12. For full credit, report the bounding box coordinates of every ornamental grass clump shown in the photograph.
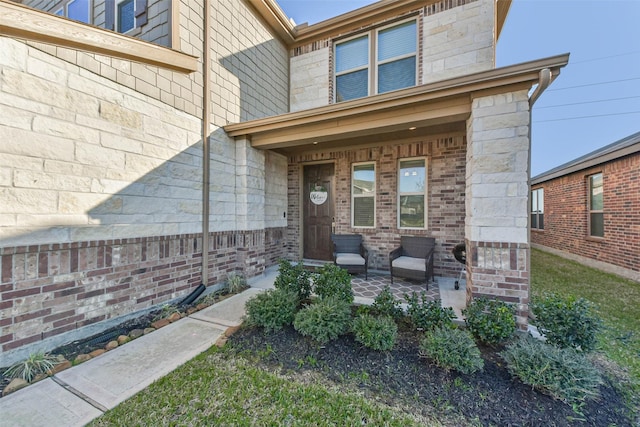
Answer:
[531,292,602,352]
[273,259,312,302]
[313,263,354,304]
[463,297,516,345]
[245,288,299,332]
[501,335,602,404]
[293,296,352,344]
[404,292,455,330]
[352,314,398,351]
[419,327,484,374]
[4,351,59,382]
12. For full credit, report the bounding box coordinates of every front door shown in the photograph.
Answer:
[303,163,334,260]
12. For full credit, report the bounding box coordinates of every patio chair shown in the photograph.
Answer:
[331,234,369,279]
[389,236,435,290]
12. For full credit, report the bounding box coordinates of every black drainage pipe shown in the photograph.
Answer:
[180,283,206,306]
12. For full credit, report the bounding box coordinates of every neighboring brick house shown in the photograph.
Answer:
[0,0,568,364]
[531,131,640,280]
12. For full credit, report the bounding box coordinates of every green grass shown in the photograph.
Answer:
[88,346,436,427]
[531,248,640,385]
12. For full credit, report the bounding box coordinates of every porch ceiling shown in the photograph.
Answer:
[224,54,570,155]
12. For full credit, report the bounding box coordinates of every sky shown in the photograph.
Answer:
[277,0,640,176]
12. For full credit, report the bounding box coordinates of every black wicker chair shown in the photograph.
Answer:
[331,234,369,279]
[389,236,435,290]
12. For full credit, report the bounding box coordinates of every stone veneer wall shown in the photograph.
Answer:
[531,153,640,275]
[287,136,466,276]
[465,90,531,328]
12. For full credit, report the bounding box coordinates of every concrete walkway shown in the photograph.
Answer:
[0,266,465,426]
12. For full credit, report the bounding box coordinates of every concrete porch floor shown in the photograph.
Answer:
[248,265,467,320]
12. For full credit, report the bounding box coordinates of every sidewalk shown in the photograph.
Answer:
[0,287,265,427]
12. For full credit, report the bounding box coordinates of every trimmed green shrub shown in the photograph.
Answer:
[419,327,484,374]
[313,264,354,304]
[4,351,58,382]
[531,292,602,352]
[245,289,299,332]
[370,286,403,319]
[293,296,352,344]
[404,292,455,330]
[273,259,312,302]
[501,335,602,403]
[352,314,398,351]
[463,297,516,344]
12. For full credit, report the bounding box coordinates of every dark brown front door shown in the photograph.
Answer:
[303,163,334,260]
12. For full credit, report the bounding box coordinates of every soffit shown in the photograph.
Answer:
[225,54,570,153]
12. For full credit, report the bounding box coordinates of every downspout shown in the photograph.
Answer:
[201,0,211,286]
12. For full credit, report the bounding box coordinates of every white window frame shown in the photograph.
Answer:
[531,188,544,230]
[398,157,428,230]
[351,162,376,228]
[588,172,604,238]
[116,0,136,34]
[334,17,418,102]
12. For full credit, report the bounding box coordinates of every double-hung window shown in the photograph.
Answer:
[531,188,544,230]
[335,19,417,102]
[54,0,91,24]
[104,0,147,34]
[398,158,427,229]
[588,173,604,238]
[352,163,376,228]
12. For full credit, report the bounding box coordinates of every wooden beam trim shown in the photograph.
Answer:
[0,1,198,73]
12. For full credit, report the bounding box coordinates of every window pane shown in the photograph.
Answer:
[378,56,416,94]
[118,0,135,33]
[531,190,538,213]
[335,36,368,73]
[378,21,416,61]
[539,213,544,230]
[55,8,64,16]
[68,0,90,23]
[353,164,375,195]
[354,197,374,227]
[590,213,603,237]
[590,174,603,210]
[336,69,368,102]
[531,213,538,229]
[399,159,425,193]
[399,195,424,228]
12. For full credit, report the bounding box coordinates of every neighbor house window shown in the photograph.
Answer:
[54,0,91,24]
[105,0,147,34]
[352,163,376,227]
[117,0,135,33]
[398,158,427,229]
[335,19,417,102]
[588,173,604,238]
[531,188,544,230]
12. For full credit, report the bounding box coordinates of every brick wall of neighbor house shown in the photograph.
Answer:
[0,0,289,364]
[288,0,494,111]
[531,154,640,274]
[465,90,531,328]
[286,135,466,276]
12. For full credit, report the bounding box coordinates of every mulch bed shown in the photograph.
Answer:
[226,323,635,427]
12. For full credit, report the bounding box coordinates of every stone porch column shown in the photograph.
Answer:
[465,90,531,328]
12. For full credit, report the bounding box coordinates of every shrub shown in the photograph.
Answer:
[463,297,516,345]
[226,273,247,294]
[293,296,352,344]
[419,327,484,374]
[531,292,602,352]
[245,289,299,332]
[313,264,354,304]
[352,315,398,351]
[404,292,455,330]
[501,335,602,404]
[4,351,59,382]
[370,286,403,319]
[273,259,312,302]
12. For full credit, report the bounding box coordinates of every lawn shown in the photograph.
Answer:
[87,249,639,426]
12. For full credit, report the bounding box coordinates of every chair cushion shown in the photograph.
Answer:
[392,256,425,271]
[336,253,366,266]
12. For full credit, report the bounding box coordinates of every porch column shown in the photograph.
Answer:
[465,90,531,328]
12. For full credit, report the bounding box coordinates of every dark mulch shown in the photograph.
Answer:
[226,324,635,427]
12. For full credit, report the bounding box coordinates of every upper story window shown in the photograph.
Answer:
[398,158,427,229]
[54,0,91,24]
[531,188,544,230]
[105,0,148,34]
[335,19,417,102]
[588,173,604,238]
[117,0,135,33]
[352,162,376,228]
